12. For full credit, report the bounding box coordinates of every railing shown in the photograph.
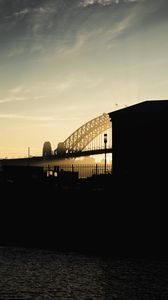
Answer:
[45,164,112,178]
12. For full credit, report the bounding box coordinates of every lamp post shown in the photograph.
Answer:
[104,133,107,174]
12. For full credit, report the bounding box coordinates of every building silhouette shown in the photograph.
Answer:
[1,100,168,257]
[109,100,168,180]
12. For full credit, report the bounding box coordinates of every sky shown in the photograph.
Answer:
[0,0,168,158]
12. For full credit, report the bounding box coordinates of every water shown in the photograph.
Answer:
[0,247,168,300]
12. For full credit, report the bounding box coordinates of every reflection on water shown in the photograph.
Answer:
[0,247,168,299]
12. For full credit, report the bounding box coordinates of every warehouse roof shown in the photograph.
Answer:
[109,100,168,117]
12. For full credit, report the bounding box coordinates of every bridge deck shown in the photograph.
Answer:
[1,148,112,166]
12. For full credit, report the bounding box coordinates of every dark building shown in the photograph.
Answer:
[2,165,44,183]
[109,100,168,179]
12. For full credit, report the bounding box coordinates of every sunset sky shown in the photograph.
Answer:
[0,0,168,158]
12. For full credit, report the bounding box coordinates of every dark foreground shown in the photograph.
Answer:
[0,246,168,299]
[0,172,168,259]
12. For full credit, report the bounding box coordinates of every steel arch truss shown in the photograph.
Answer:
[57,113,112,154]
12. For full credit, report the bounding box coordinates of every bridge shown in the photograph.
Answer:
[1,113,112,170]
[43,113,112,159]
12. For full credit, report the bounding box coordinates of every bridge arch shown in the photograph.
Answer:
[54,113,112,155]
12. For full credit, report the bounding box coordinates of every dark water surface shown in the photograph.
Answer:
[0,247,168,299]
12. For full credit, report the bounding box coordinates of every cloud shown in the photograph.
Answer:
[79,0,114,6]
[0,113,55,121]
[79,0,141,6]
[14,8,29,17]
[0,96,27,104]
[1,0,164,61]
[0,95,45,104]
[9,85,25,94]
[0,113,79,122]
[7,47,26,57]
[130,57,168,71]
[33,78,78,95]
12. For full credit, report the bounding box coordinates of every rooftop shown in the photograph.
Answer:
[109,100,168,116]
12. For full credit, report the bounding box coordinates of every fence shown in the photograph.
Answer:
[45,164,112,178]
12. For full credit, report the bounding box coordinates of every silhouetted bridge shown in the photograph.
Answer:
[43,113,112,159]
[1,113,112,167]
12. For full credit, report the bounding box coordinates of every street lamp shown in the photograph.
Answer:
[104,133,107,174]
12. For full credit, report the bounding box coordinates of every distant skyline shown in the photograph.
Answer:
[1,0,168,158]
